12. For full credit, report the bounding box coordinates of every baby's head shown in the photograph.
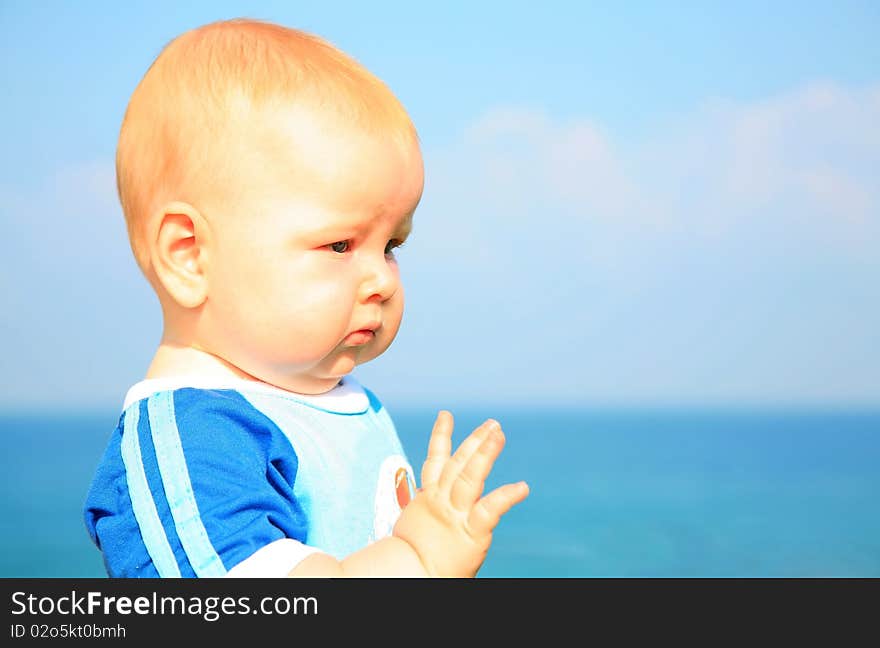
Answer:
[117,18,424,394]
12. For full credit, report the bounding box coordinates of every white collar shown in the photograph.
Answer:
[121,374,369,414]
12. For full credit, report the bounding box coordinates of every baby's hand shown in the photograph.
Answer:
[392,411,529,577]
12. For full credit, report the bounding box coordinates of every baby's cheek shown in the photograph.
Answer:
[385,296,405,337]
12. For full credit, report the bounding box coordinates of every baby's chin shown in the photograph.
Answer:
[239,335,394,394]
[352,338,394,369]
[272,354,364,394]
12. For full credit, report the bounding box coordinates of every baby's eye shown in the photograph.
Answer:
[385,239,404,255]
[328,240,350,254]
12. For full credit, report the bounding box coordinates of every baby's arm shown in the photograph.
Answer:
[289,412,529,577]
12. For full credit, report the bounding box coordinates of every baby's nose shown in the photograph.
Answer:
[359,257,398,302]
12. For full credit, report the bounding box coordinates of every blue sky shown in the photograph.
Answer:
[1,1,878,411]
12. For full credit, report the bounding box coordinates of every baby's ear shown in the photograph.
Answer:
[150,202,209,309]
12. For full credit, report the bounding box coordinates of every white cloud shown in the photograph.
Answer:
[676,81,872,225]
[421,81,880,266]
[426,106,634,222]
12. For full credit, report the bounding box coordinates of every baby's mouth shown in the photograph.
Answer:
[343,329,375,346]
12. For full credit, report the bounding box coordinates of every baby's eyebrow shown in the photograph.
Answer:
[307,206,413,239]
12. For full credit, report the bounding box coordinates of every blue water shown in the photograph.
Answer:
[1,407,878,577]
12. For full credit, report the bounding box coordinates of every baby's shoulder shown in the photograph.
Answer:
[126,386,295,460]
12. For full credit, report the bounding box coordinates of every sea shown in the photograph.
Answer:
[2,407,878,578]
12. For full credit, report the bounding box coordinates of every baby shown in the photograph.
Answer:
[84,18,528,577]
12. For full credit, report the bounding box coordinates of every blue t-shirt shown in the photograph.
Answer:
[83,376,416,577]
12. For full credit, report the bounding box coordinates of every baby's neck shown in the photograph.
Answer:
[145,342,257,383]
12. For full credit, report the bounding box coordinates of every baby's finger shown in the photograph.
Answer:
[467,481,530,537]
[421,410,454,489]
[438,419,499,494]
[449,426,505,511]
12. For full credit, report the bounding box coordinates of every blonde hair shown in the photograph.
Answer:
[116,18,418,272]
